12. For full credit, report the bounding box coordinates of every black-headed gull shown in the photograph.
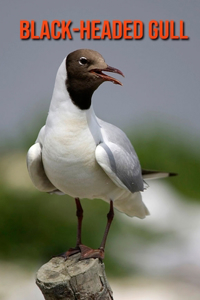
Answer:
[27,49,175,259]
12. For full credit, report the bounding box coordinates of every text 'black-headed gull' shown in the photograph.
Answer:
[27,49,175,260]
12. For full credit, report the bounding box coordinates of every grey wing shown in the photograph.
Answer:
[96,119,144,193]
[27,126,63,194]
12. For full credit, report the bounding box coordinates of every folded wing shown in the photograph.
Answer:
[27,142,57,192]
[95,119,144,193]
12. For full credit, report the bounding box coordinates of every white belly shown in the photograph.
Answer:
[42,123,117,200]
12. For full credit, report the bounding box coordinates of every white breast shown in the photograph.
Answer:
[42,93,117,199]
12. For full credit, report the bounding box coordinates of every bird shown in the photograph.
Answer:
[27,49,175,260]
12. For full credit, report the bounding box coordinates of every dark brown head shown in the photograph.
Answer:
[65,49,124,110]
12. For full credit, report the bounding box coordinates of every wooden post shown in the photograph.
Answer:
[36,253,114,300]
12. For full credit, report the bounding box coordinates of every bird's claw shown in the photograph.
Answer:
[79,244,104,260]
[56,244,104,261]
[58,247,81,260]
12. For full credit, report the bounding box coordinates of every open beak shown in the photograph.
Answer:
[90,65,124,85]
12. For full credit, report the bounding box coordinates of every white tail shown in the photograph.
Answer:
[114,192,150,218]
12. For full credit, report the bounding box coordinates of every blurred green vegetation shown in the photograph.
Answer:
[0,186,163,276]
[130,125,200,201]
[0,118,200,276]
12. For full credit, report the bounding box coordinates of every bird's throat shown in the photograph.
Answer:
[66,79,94,110]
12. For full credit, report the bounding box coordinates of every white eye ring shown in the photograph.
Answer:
[79,57,88,65]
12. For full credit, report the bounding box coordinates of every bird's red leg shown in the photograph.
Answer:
[75,197,83,246]
[99,200,114,251]
[61,199,114,261]
[61,198,83,258]
[80,200,114,260]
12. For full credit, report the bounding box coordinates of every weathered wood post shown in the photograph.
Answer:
[36,253,113,300]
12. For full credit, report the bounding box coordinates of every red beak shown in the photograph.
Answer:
[90,65,124,85]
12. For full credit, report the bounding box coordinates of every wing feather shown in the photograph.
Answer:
[27,142,56,192]
[95,118,144,193]
[95,141,144,193]
[142,169,177,180]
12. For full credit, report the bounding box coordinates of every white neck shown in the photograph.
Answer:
[46,58,103,145]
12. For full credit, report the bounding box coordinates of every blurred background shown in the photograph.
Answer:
[0,0,200,299]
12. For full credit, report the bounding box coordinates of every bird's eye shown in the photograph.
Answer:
[79,57,88,65]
